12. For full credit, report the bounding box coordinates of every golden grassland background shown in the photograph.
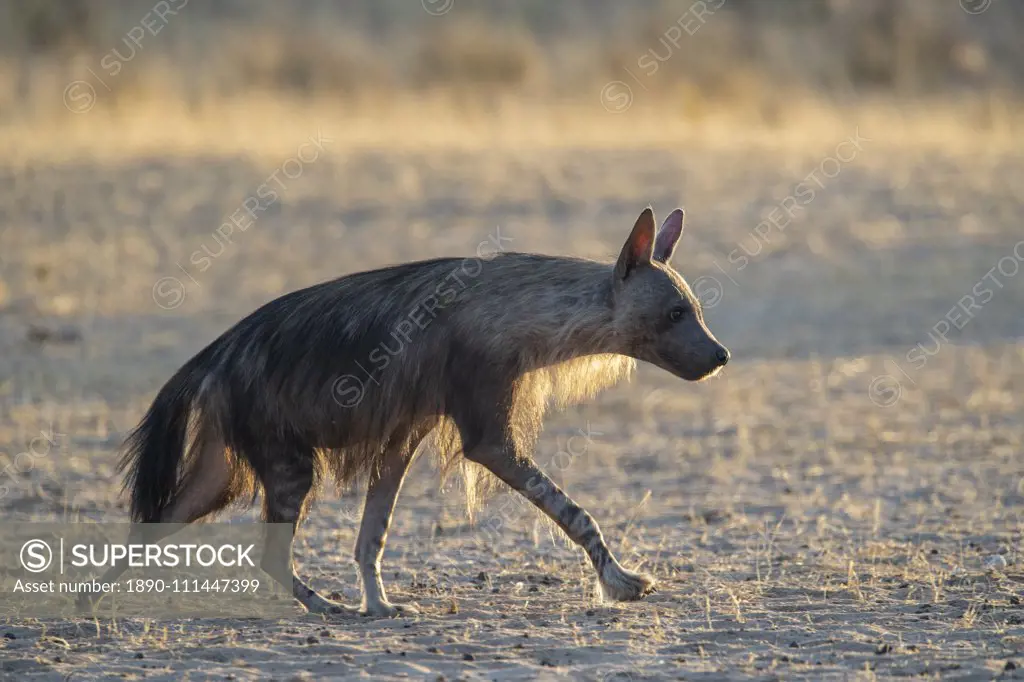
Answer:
[0,0,1022,156]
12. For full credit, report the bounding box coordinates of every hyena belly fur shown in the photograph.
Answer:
[115,207,729,616]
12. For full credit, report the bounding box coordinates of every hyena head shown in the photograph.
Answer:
[610,207,729,381]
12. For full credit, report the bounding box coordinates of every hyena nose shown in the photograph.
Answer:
[715,347,730,366]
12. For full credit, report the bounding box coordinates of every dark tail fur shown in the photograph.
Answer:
[118,354,213,523]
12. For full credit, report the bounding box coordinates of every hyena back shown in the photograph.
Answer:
[113,207,729,617]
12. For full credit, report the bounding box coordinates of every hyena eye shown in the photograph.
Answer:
[668,306,687,323]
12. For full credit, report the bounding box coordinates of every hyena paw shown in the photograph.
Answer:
[304,596,359,616]
[361,601,420,618]
[599,566,657,602]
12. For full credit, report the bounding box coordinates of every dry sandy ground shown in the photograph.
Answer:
[1,121,1023,680]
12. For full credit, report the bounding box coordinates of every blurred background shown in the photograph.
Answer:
[1,0,1023,125]
[0,2,1022,679]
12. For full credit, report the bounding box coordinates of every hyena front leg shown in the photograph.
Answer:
[467,443,656,602]
[354,433,427,617]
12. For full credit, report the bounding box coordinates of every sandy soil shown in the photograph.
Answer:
[1,125,1023,680]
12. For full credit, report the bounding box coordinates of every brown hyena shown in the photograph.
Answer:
[112,207,729,617]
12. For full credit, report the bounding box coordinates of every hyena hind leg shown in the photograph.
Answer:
[354,434,426,618]
[79,435,236,614]
[257,447,358,616]
[161,434,236,524]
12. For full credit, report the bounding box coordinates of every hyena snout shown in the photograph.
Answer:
[658,335,730,381]
[675,325,730,380]
[692,340,730,379]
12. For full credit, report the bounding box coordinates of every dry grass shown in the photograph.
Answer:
[1,92,1023,167]
[2,0,1023,127]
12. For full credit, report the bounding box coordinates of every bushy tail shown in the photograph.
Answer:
[118,358,211,523]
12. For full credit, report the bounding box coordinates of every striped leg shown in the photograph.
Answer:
[259,450,358,615]
[466,445,655,601]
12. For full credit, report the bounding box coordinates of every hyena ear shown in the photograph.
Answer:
[653,208,685,264]
[614,207,656,281]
